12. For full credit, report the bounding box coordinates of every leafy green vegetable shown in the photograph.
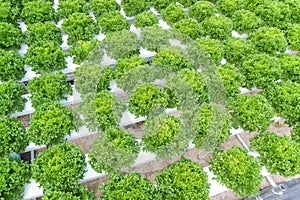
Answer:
[194,103,230,149]
[133,12,158,28]
[43,185,95,200]
[156,158,210,200]
[129,83,169,117]
[278,53,300,83]
[209,147,263,198]
[90,0,120,18]
[161,3,187,25]
[89,127,139,173]
[196,37,225,65]
[263,81,300,126]
[291,123,300,143]
[152,46,194,71]
[215,0,246,16]
[201,15,233,40]
[188,1,217,22]
[94,91,126,131]
[249,27,287,55]
[0,22,23,49]
[227,94,275,132]
[27,72,72,108]
[218,64,245,98]
[286,24,300,51]
[0,157,31,200]
[0,117,27,156]
[251,132,300,177]
[223,38,256,65]
[165,69,209,105]
[32,143,86,191]
[104,30,140,60]
[25,41,67,74]
[177,0,198,7]
[114,55,147,80]
[241,54,282,89]
[28,102,78,147]
[58,0,89,18]
[69,39,100,64]
[173,18,202,40]
[243,0,264,11]
[122,0,149,17]
[0,80,26,116]
[148,0,176,13]
[21,1,58,24]
[100,173,156,199]
[0,1,19,24]
[62,13,98,45]
[0,49,25,81]
[255,0,291,29]
[25,22,62,45]
[231,9,263,33]
[98,11,130,34]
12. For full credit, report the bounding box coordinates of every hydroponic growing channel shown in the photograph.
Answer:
[0,0,300,200]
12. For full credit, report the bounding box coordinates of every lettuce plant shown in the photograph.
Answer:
[148,0,176,13]
[286,24,300,51]
[142,113,188,158]
[32,143,86,191]
[104,30,140,60]
[223,38,257,65]
[0,80,26,116]
[69,39,100,64]
[133,12,158,28]
[0,1,19,24]
[255,0,291,29]
[177,0,198,7]
[0,117,27,156]
[173,18,202,40]
[21,1,58,24]
[89,127,139,173]
[161,3,187,25]
[58,0,89,19]
[98,11,130,34]
[129,83,169,117]
[25,41,67,74]
[94,91,126,131]
[243,0,264,11]
[251,132,300,177]
[188,1,217,22]
[263,81,300,126]
[0,22,23,49]
[90,0,120,18]
[241,54,282,89]
[231,9,263,33]
[249,27,287,55]
[278,53,300,83]
[194,103,230,149]
[291,123,300,143]
[156,158,210,200]
[196,37,225,65]
[215,0,246,16]
[201,15,233,40]
[122,0,149,17]
[165,69,209,105]
[209,147,263,198]
[25,22,62,45]
[27,72,72,108]
[284,0,300,24]
[152,47,193,71]
[218,64,245,98]
[0,49,25,81]
[62,13,98,45]
[227,94,275,132]
[0,157,31,200]
[28,102,78,147]
[114,55,147,80]
[100,173,156,199]
[44,185,95,200]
